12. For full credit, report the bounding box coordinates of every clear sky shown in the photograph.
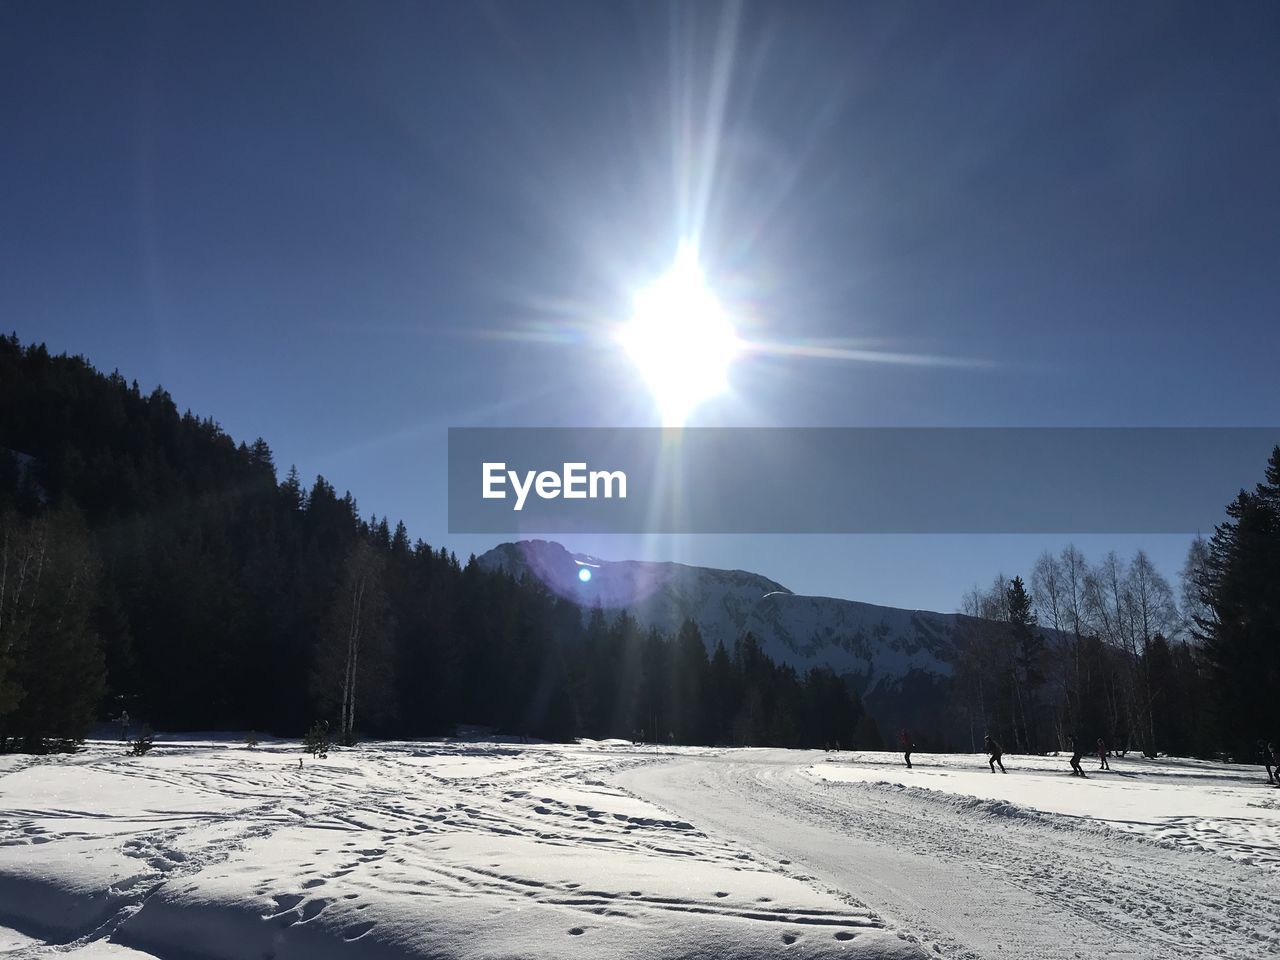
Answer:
[3,1,1278,612]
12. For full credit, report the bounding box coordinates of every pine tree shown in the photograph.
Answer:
[1201,447,1280,757]
[1006,576,1046,752]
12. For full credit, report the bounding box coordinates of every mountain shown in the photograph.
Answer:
[477,540,976,744]
[476,539,788,644]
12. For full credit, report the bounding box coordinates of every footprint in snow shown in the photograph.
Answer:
[299,898,329,922]
[834,931,856,941]
[781,933,797,945]
[568,928,585,936]
[272,894,304,912]
[343,921,376,941]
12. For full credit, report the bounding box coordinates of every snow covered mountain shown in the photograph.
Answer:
[477,540,973,742]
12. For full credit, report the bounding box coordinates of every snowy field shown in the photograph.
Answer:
[816,750,1280,869]
[0,739,921,960]
[4,741,1280,959]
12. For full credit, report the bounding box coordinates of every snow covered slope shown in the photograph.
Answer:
[478,539,791,649]
[478,541,970,738]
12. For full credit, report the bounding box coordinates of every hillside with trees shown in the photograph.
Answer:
[0,335,865,752]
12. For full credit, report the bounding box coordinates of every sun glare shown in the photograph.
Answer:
[619,247,741,427]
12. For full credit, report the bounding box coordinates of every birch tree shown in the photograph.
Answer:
[312,538,392,745]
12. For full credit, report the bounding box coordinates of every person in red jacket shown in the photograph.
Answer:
[899,728,913,769]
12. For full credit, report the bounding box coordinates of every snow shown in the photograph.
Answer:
[814,750,1280,869]
[0,740,922,959]
[8,741,1280,960]
[620,749,1280,960]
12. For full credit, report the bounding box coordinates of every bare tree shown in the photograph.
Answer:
[0,510,104,751]
[1126,550,1180,753]
[1032,552,1068,746]
[1180,535,1215,642]
[312,539,392,745]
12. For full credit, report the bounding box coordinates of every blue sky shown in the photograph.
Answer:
[3,1,1277,611]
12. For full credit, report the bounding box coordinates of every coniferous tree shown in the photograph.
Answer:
[1006,576,1046,752]
[1197,448,1280,757]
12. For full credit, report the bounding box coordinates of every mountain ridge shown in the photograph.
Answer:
[478,539,972,744]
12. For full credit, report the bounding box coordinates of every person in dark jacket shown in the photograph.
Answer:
[1096,738,1110,771]
[984,735,1006,773]
[899,728,913,769]
[1068,737,1087,777]
[1269,742,1280,785]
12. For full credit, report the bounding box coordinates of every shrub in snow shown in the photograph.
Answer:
[304,720,330,759]
[128,726,154,756]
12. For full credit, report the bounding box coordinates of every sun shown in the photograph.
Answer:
[619,246,741,427]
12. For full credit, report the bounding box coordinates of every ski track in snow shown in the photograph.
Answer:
[0,740,921,960]
[617,751,1280,960]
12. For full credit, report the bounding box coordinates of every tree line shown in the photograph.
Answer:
[952,445,1279,761]
[2,336,1275,760]
[0,335,866,752]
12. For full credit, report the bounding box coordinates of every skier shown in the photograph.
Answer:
[899,728,913,769]
[984,735,1006,773]
[1270,742,1280,786]
[1261,741,1277,784]
[1096,738,1109,770]
[1068,737,1087,777]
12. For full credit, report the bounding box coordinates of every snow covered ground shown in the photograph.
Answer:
[5,741,1280,959]
[0,739,921,960]
[815,750,1280,870]
[621,749,1280,959]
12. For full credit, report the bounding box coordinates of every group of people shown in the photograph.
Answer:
[890,731,1280,786]
[897,728,1112,777]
